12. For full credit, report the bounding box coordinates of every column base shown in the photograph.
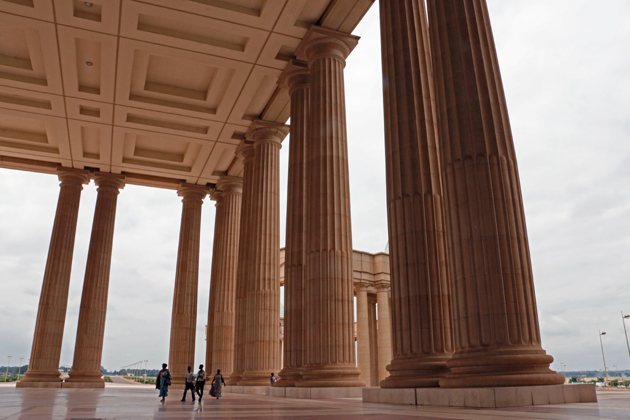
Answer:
[296,365,365,388]
[17,370,63,387]
[275,367,303,387]
[439,351,565,388]
[64,370,105,387]
[225,372,242,386]
[238,370,277,386]
[224,385,364,399]
[363,384,597,407]
[62,381,105,389]
[381,356,451,388]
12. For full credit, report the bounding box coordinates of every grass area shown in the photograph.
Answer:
[0,375,22,382]
[126,376,156,384]
[103,376,113,383]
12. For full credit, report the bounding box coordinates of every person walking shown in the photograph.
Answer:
[181,366,196,402]
[210,369,225,399]
[195,364,206,403]
[270,372,277,386]
[156,363,171,403]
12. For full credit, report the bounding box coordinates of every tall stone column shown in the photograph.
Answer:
[368,296,379,387]
[18,168,90,388]
[276,60,310,387]
[65,172,125,387]
[355,283,371,386]
[427,0,564,388]
[376,283,392,384]
[378,0,454,388]
[226,144,255,386]
[166,184,208,388]
[238,120,288,386]
[206,177,242,379]
[296,26,364,388]
[205,190,222,377]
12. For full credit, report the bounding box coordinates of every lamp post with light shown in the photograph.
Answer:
[600,331,610,388]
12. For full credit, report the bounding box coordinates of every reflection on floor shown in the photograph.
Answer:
[1,382,630,419]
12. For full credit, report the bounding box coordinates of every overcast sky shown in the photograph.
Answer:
[1,1,629,375]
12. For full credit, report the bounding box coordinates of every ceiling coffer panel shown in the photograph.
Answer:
[0,13,63,95]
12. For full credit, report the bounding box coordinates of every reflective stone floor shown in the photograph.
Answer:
[1,382,630,420]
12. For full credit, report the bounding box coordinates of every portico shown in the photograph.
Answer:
[2,0,589,408]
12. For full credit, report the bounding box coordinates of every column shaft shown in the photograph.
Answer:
[427,0,564,387]
[376,286,392,384]
[18,169,89,387]
[207,178,242,380]
[368,296,379,387]
[238,121,288,386]
[379,0,455,388]
[277,60,310,387]
[226,145,255,385]
[167,184,207,388]
[296,26,364,388]
[66,173,125,387]
[355,285,371,386]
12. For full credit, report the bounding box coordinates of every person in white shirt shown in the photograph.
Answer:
[181,366,196,402]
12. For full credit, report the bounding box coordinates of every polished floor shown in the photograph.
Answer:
[1,382,630,420]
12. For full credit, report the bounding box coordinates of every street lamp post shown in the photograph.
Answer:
[144,360,148,384]
[18,357,23,378]
[622,312,630,361]
[600,331,610,389]
[4,356,12,383]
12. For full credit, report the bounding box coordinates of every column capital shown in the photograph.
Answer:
[246,120,290,147]
[177,183,209,201]
[94,172,125,190]
[210,189,223,204]
[278,59,310,93]
[217,176,243,195]
[57,167,90,186]
[354,282,369,292]
[296,26,359,64]
[236,142,255,164]
[374,282,390,292]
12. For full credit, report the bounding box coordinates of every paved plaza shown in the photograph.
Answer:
[1,383,630,420]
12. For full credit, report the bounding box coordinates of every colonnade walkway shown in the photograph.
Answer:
[1,384,630,420]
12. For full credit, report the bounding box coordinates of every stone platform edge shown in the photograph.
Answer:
[223,385,363,399]
[362,384,597,408]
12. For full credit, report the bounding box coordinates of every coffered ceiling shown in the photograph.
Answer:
[0,0,373,189]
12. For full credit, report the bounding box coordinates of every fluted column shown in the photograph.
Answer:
[18,169,90,388]
[205,191,223,376]
[378,0,454,388]
[368,296,379,387]
[226,144,255,386]
[167,183,208,388]
[376,283,392,384]
[295,26,364,388]
[238,120,289,386]
[276,60,310,387]
[355,283,371,386]
[65,172,125,387]
[206,177,242,380]
[427,0,564,388]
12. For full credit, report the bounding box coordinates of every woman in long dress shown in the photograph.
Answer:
[156,363,171,403]
[210,369,225,399]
